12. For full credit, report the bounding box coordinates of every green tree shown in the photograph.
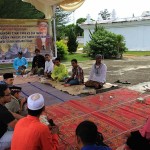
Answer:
[99,9,111,20]
[56,40,68,60]
[0,0,44,19]
[55,7,71,40]
[67,28,78,53]
[85,25,128,58]
[76,18,86,36]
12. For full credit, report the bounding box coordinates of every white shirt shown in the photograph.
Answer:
[44,60,54,73]
[88,63,107,83]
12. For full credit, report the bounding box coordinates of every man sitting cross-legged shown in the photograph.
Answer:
[13,51,28,75]
[44,53,54,78]
[32,48,45,76]
[64,59,84,87]
[85,54,107,89]
[51,57,68,81]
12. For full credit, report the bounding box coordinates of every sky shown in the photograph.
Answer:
[72,0,150,22]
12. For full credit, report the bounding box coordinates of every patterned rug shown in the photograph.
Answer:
[45,88,150,150]
[40,78,118,96]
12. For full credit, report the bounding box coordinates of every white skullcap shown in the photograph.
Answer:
[27,93,44,110]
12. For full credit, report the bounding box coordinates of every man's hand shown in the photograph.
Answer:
[51,126,59,134]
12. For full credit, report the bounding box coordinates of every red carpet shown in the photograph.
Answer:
[46,88,150,150]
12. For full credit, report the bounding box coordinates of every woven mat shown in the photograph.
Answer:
[0,75,39,85]
[40,78,118,96]
[45,88,150,150]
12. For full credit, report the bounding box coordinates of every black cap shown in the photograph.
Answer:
[3,73,14,79]
[9,86,22,92]
[18,51,23,55]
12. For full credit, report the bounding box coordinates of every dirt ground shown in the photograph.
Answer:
[81,56,150,86]
[1,56,150,87]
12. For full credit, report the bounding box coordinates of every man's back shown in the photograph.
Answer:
[11,115,58,150]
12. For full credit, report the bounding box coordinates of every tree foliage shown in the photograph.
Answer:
[56,40,68,60]
[76,18,86,36]
[54,7,71,40]
[99,9,111,20]
[67,28,78,53]
[84,25,128,58]
[0,0,44,19]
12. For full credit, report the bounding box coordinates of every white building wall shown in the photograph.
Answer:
[82,20,150,51]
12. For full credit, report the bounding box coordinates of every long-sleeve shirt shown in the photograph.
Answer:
[11,115,58,150]
[51,64,68,81]
[44,60,54,73]
[89,63,107,83]
[32,55,45,69]
[13,57,28,70]
[71,65,84,83]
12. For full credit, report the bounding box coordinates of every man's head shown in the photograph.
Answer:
[95,54,102,64]
[55,57,61,66]
[3,73,14,86]
[38,21,48,35]
[18,51,23,59]
[71,59,78,68]
[45,54,51,61]
[35,49,40,56]
[0,83,11,105]
[9,86,22,99]
[27,93,45,116]
[76,120,98,149]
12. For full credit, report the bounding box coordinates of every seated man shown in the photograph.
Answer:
[85,54,107,89]
[64,59,84,87]
[51,57,68,81]
[5,86,27,116]
[44,53,54,78]
[75,120,111,150]
[2,73,14,87]
[11,93,59,150]
[13,52,28,75]
[32,49,45,75]
[0,83,23,150]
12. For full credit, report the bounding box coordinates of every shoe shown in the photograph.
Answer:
[114,80,122,83]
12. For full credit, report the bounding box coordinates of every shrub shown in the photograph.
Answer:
[86,25,128,59]
[67,30,78,54]
[56,40,68,60]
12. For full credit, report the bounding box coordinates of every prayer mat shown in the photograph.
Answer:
[45,88,150,150]
[40,78,118,96]
[17,82,80,106]
[0,75,80,105]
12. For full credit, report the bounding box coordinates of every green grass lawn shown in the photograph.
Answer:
[1,51,150,69]
[124,51,150,56]
[0,62,32,69]
[64,53,92,62]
